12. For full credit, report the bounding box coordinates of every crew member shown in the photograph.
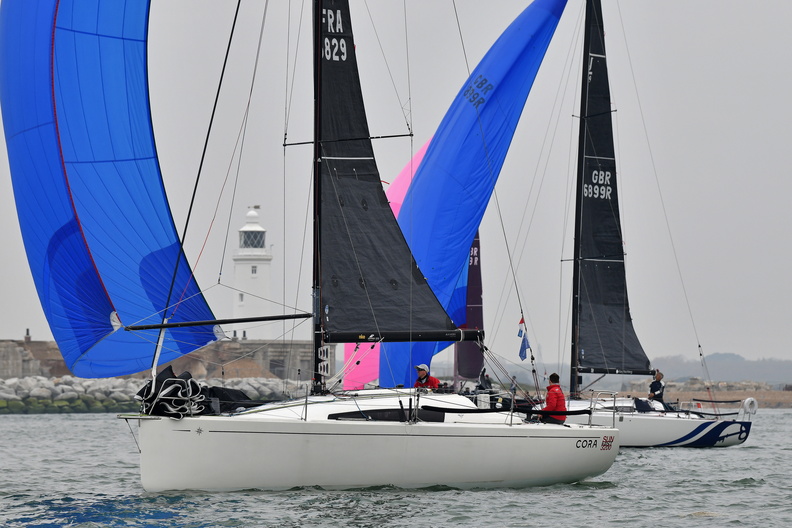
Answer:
[541,373,566,424]
[648,371,665,402]
[414,364,440,389]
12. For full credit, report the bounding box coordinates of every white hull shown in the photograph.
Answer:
[565,397,755,448]
[128,390,619,491]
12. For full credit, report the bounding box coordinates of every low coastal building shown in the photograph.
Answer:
[0,332,323,381]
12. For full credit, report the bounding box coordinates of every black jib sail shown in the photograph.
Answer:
[313,1,479,383]
[570,0,652,394]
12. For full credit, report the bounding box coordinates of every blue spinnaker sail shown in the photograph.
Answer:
[0,0,216,377]
[380,0,567,387]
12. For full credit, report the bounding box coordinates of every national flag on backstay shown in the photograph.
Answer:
[518,318,530,361]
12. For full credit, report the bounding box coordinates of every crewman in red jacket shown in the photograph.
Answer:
[414,364,440,389]
[541,373,567,424]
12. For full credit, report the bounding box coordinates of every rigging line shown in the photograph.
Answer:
[380,1,461,381]
[363,0,412,133]
[208,319,312,371]
[479,341,537,382]
[614,2,700,342]
[606,98,638,373]
[437,3,537,374]
[222,283,308,314]
[125,283,226,328]
[537,83,590,378]
[122,328,187,357]
[332,344,363,385]
[562,5,591,373]
[281,1,296,351]
[379,0,443,384]
[271,118,311,375]
[190,107,251,291]
[283,152,312,350]
[216,1,272,285]
[400,0,417,377]
[320,152,384,340]
[402,0,413,137]
[283,0,307,142]
[578,274,609,371]
[480,343,541,401]
[481,346,511,387]
[488,3,585,359]
[280,2,310,363]
[328,340,381,388]
[163,0,243,321]
[122,419,142,454]
[451,1,472,77]
[698,344,716,394]
[553,4,588,372]
[448,0,518,343]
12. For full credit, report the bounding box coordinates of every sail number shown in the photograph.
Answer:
[463,74,493,111]
[324,37,348,61]
[469,246,479,267]
[323,9,348,62]
[583,170,612,200]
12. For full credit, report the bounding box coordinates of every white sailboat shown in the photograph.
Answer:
[566,393,756,447]
[138,388,617,491]
[0,0,620,491]
[546,0,756,446]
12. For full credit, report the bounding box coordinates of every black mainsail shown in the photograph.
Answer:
[570,0,652,395]
[312,0,481,390]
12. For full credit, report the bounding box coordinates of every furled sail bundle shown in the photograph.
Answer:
[380,0,567,387]
[0,0,216,377]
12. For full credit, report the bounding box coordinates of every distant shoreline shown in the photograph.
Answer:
[616,390,791,409]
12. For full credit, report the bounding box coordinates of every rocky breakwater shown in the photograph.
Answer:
[0,376,141,414]
[0,375,305,414]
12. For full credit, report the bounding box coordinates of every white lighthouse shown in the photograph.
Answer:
[231,206,273,340]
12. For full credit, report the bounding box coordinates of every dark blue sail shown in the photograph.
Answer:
[380,0,567,388]
[0,0,216,377]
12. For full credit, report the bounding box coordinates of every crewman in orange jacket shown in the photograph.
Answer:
[542,373,566,424]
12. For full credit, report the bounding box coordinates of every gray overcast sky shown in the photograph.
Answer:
[1,1,790,374]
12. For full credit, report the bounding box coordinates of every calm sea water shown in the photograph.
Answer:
[0,409,788,527]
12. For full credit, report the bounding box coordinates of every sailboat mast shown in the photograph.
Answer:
[312,0,325,395]
[570,0,652,395]
[570,0,597,398]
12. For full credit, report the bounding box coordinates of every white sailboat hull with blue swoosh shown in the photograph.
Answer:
[565,397,755,447]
